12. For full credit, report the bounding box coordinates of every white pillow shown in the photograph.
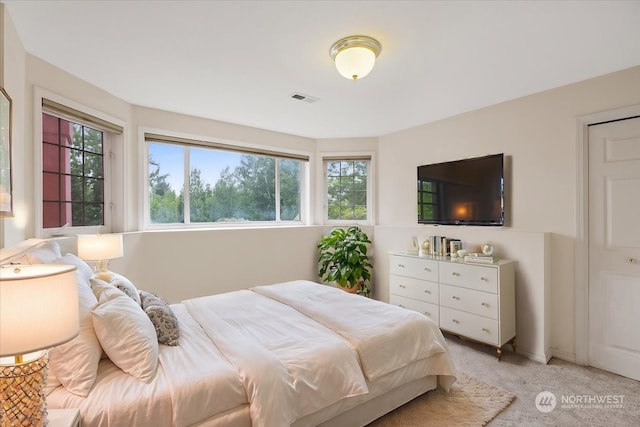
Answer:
[92,290,159,382]
[91,278,123,302]
[18,240,62,264]
[52,253,93,287]
[47,258,102,397]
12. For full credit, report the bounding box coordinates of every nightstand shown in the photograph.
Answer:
[48,408,80,427]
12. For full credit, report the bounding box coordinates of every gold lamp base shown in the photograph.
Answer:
[0,352,48,427]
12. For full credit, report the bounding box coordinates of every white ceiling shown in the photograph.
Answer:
[4,0,640,139]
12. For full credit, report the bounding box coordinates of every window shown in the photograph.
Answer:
[325,158,371,222]
[42,113,105,227]
[146,134,307,226]
[40,96,123,233]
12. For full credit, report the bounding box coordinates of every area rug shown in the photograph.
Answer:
[368,372,515,426]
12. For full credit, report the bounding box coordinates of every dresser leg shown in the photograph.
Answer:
[510,337,517,353]
[496,346,502,361]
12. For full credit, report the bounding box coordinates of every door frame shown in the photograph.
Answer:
[575,104,640,365]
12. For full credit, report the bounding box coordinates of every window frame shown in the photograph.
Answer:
[321,152,375,226]
[35,88,126,238]
[141,129,311,230]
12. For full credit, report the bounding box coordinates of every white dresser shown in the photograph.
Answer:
[389,252,516,358]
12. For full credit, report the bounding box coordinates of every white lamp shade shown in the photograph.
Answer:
[334,46,377,80]
[77,234,123,261]
[0,264,79,357]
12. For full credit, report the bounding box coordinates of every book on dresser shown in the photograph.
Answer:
[389,251,516,359]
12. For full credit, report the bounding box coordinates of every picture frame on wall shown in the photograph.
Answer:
[0,87,13,217]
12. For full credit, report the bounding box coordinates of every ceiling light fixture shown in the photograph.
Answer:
[330,35,382,80]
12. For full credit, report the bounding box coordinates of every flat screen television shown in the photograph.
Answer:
[417,153,504,226]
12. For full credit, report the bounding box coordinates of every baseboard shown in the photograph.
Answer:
[550,347,576,364]
[516,348,550,364]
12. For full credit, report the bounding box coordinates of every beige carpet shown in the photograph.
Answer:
[368,373,515,426]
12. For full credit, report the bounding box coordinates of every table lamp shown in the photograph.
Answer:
[0,264,79,426]
[77,233,123,278]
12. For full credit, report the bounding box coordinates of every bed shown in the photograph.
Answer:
[1,239,456,427]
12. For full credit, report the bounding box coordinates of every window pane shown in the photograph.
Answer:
[148,141,303,225]
[236,155,275,221]
[83,127,103,154]
[43,143,59,172]
[43,202,60,228]
[84,203,103,226]
[326,160,368,221]
[149,143,184,224]
[43,172,60,200]
[42,114,60,145]
[280,159,301,221]
[85,178,103,203]
[84,153,103,178]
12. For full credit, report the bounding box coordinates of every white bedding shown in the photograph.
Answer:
[48,304,247,427]
[252,280,456,385]
[183,290,369,427]
[49,279,455,427]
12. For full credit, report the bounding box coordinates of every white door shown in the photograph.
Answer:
[588,116,640,381]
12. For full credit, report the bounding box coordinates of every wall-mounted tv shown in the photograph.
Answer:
[417,153,504,226]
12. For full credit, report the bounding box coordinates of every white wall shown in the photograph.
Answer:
[1,3,27,246]
[375,66,640,362]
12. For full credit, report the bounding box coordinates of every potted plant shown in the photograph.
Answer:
[317,226,373,296]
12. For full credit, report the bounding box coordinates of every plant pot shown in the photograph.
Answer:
[337,279,362,294]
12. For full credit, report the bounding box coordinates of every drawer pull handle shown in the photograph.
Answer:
[399,284,406,289]
[481,302,489,307]
[452,272,460,277]
[424,290,431,294]
[424,267,431,272]
[424,312,431,316]
[398,304,405,308]
[482,328,490,333]
[480,277,488,281]
[452,296,460,300]
[452,319,460,324]
[398,264,405,268]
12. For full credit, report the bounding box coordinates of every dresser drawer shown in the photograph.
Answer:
[389,255,439,282]
[439,284,498,320]
[440,307,499,346]
[389,275,438,304]
[439,262,498,293]
[390,295,439,324]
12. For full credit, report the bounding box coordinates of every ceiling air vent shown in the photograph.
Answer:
[290,92,318,104]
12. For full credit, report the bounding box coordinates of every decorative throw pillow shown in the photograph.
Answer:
[140,291,180,346]
[108,272,142,306]
[47,257,102,397]
[92,290,159,382]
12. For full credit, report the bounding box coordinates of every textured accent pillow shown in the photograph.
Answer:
[48,257,102,397]
[92,290,159,382]
[140,291,180,346]
[108,272,142,306]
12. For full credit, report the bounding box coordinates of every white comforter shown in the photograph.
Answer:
[184,289,369,427]
[185,281,456,427]
[252,280,455,384]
